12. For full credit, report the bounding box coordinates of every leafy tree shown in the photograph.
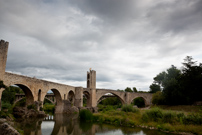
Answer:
[133,87,138,92]
[124,87,133,92]
[1,86,22,104]
[149,83,161,93]
[180,56,202,104]
[0,81,6,89]
[152,91,164,105]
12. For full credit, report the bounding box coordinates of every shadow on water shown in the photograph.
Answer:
[14,114,174,135]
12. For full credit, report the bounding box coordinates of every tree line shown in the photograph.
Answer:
[150,56,202,105]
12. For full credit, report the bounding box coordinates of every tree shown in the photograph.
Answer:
[124,87,133,92]
[133,87,137,92]
[180,56,202,104]
[149,83,161,93]
[152,91,164,105]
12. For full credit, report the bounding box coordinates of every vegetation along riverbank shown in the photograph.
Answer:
[79,105,202,135]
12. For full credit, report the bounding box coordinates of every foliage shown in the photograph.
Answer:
[150,56,202,105]
[1,86,23,104]
[121,104,139,113]
[79,109,93,122]
[124,87,133,92]
[1,102,12,109]
[43,104,55,113]
[0,81,6,89]
[132,97,145,107]
[152,91,165,105]
[142,107,163,122]
[133,87,137,92]
[99,97,121,106]
[149,83,161,93]
[15,98,26,107]
[27,104,36,110]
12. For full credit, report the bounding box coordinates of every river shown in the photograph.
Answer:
[14,114,174,135]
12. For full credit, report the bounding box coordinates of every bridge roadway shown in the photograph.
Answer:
[0,40,152,113]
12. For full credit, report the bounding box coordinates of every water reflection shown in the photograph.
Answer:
[14,114,173,135]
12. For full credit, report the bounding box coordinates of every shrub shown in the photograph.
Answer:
[43,104,55,113]
[27,104,36,110]
[162,111,177,123]
[79,109,93,122]
[15,98,26,107]
[152,91,165,105]
[142,107,163,122]
[2,102,11,110]
[121,104,139,113]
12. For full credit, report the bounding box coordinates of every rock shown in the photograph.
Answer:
[0,119,6,124]
[37,111,47,118]
[0,122,20,135]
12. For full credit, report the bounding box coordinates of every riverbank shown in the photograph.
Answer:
[92,106,202,135]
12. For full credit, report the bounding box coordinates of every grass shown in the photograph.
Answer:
[93,106,202,135]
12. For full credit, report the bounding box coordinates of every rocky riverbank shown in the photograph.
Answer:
[0,119,20,135]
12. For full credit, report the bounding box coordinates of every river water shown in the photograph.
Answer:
[14,114,173,135]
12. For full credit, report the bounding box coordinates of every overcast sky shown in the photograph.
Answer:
[1,0,202,91]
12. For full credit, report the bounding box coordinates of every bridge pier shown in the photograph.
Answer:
[75,87,83,107]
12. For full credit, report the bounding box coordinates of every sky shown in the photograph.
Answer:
[0,0,202,91]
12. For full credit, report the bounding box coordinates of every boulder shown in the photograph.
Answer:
[0,122,20,135]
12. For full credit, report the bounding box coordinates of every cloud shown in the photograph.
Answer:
[0,0,202,91]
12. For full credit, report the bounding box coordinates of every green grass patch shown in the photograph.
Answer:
[121,104,139,113]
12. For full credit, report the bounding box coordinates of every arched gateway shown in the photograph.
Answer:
[0,40,152,112]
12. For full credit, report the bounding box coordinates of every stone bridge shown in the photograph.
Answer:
[0,40,152,113]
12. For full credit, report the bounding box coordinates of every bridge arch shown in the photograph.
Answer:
[12,84,34,105]
[130,96,146,108]
[68,90,75,105]
[97,92,125,105]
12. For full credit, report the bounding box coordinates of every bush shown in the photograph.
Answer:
[79,109,93,122]
[43,104,55,113]
[15,98,26,107]
[121,104,139,113]
[27,104,36,110]
[0,111,8,118]
[162,111,177,123]
[152,91,165,105]
[142,107,163,122]
[2,102,12,110]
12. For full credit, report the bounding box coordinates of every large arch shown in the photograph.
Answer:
[97,92,125,105]
[13,84,34,105]
[42,88,63,113]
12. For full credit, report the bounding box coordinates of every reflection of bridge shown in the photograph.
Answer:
[0,40,152,113]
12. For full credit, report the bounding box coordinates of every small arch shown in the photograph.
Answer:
[68,91,75,105]
[83,91,90,107]
[131,97,146,108]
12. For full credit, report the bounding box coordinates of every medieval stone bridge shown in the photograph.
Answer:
[0,40,152,113]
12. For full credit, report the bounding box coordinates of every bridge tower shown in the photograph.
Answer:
[87,69,97,107]
[0,40,9,111]
[0,40,9,81]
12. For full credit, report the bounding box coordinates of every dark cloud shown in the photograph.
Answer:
[1,0,202,90]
